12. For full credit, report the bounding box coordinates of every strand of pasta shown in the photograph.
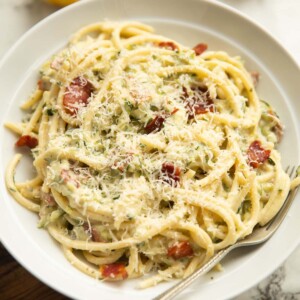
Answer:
[47,218,177,251]
[20,89,43,110]
[5,154,40,212]
[258,152,290,225]
[83,249,125,265]
[51,189,113,221]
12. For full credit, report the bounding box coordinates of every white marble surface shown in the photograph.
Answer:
[0,0,299,299]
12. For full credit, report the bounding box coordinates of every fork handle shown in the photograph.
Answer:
[153,246,233,300]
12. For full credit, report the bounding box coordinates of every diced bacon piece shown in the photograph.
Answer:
[71,76,93,88]
[193,43,208,56]
[100,263,128,280]
[158,41,178,51]
[182,86,214,119]
[273,122,283,143]
[161,162,181,186]
[37,79,51,91]
[63,76,94,116]
[250,71,260,87]
[191,100,214,115]
[171,107,179,115]
[61,169,80,188]
[15,135,38,148]
[38,79,44,90]
[112,153,134,172]
[167,241,194,259]
[50,57,64,71]
[144,115,165,134]
[90,228,103,242]
[83,223,105,242]
[266,110,283,143]
[247,140,271,168]
[61,169,70,182]
[40,192,56,207]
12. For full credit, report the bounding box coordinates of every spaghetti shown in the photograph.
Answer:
[5,21,299,287]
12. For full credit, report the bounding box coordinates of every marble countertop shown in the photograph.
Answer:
[0,0,299,299]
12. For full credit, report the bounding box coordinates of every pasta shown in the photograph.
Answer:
[5,21,299,287]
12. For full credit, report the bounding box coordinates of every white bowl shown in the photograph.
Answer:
[0,0,299,299]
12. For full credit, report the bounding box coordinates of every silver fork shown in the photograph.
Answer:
[154,166,299,300]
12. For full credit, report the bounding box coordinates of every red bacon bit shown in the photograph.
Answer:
[161,162,181,186]
[247,140,271,168]
[193,43,208,56]
[50,57,64,71]
[61,169,80,188]
[266,109,283,143]
[112,153,134,172]
[171,107,179,115]
[83,223,105,242]
[15,135,38,148]
[100,263,128,280]
[90,228,103,242]
[250,71,260,87]
[40,192,56,207]
[273,125,283,143]
[38,79,44,90]
[167,241,194,259]
[158,41,178,51]
[144,115,165,134]
[63,76,94,116]
[37,79,51,91]
[182,86,214,119]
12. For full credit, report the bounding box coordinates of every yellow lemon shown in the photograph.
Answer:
[45,0,78,6]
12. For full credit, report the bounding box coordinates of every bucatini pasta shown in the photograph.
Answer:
[5,21,299,288]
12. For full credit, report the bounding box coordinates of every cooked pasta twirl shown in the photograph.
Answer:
[5,21,298,287]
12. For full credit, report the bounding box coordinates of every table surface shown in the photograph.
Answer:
[0,243,67,300]
[0,0,300,299]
